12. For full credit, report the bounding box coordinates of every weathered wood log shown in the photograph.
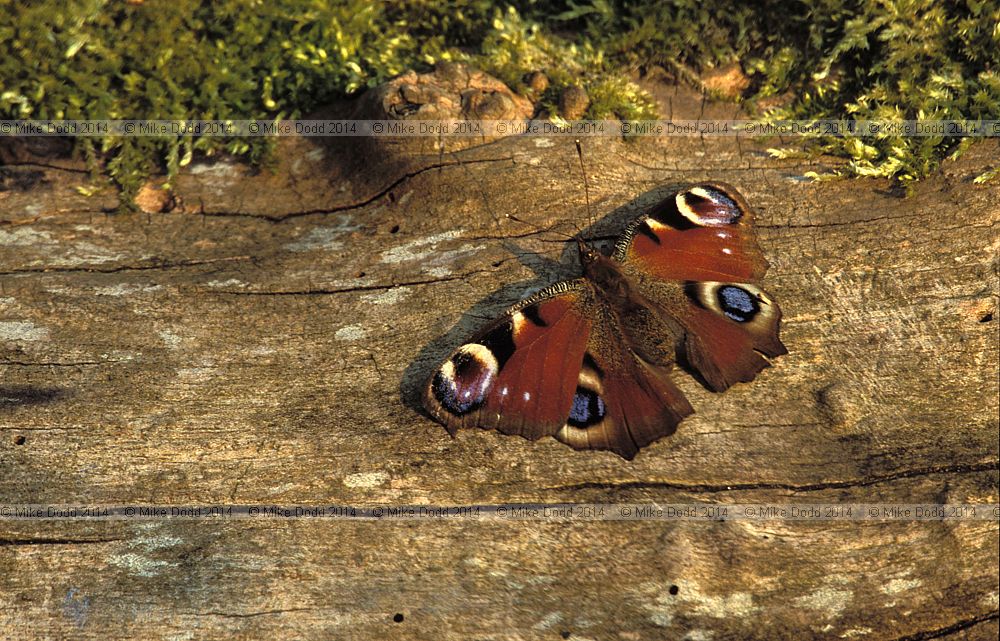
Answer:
[0,75,997,640]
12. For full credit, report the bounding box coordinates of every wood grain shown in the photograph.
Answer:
[1,79,997,640]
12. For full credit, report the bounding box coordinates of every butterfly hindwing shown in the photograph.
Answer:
[425,279,696,459]
[554,334,694,460]
[681,281,785,391]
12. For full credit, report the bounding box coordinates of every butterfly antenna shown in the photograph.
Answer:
[575,139,593,239]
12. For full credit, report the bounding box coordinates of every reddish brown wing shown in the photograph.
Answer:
[615,182,767,282]
[423,280,593,441]
[553,328,694,460]
[423,279,693,459]
[615,182,787,392]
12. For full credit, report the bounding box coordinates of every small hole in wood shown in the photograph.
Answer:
[392,613,404,623]
[979,311,994,323]
[356,271,366,278]
[560,631,571,639]
[389,224,400,234]
[14,435,26,445]
[668,585,679,595]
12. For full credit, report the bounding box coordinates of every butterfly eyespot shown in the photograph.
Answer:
[676,186,743,226]
[432,344,498,415]
[567,386,606,428]
[717,285,760,323]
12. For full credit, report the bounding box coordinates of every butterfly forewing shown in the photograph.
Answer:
[424,281,592,440]
[614,181,767,282]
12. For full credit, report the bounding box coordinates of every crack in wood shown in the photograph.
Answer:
[198,156,514,222]
[757,211,921,230]
[544,460,998,494]
[0,360,124,367]
[206,273,481,296]
[189,607,318,619]
[0,255,251,276]
[0,537,124,547]
[887,610,1000,641]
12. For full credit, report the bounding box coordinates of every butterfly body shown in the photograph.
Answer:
[423,182,786,460]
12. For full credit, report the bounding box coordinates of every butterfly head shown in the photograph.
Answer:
[575,238,603,269]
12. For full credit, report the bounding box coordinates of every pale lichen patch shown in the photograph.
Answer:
[0,228,54,247]
[158,330,183,349]
[107,552,174,577]
[188,161,238,176]
[204,278,246,288]
[129,525,185,552]
[334,325,367,341]
[360,287,411,305]
[0,321,50,342]
[286,220,359,252]
[794,586,853,617]
[425,266,454,278]
[840,627,873,638]
[881,578,921,595]
[380,231,462,263]
[65,241,126,265]
[532,612,563,630]
[687,588,758,618]
[639,579,759,628]
[378,230,484,276]
[266,482,301,495]
[343,472,389,488]
[93,283,162,297]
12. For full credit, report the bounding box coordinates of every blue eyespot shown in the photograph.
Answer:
[567,387,606,427]
[717,285,759,323]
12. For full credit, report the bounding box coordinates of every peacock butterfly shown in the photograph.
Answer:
[423,182,786,460]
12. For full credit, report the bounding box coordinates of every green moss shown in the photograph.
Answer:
[0,1,656,206]
[1,0,996,204]
[2,1,431,205]
[474,7,657,120]
[548,0,999,185]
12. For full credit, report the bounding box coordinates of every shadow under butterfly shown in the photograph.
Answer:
[419,182,787,460]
